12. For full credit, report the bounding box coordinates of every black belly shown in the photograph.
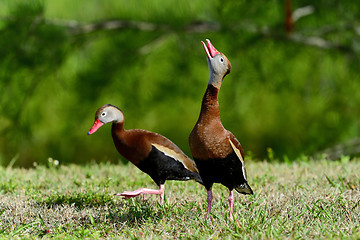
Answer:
[136,146,202,186]
[194,152,248,191]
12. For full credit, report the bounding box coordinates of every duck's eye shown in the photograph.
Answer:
[219,57,224,63]
[101,112,106,117]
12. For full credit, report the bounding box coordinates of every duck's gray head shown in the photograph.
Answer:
[202,39,231,88]
[88,104,124,135]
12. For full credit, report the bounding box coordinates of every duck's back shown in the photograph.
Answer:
[112,125,202,186]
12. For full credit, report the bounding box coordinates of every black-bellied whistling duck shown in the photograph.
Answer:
[88,104,202,204]
[189,39,253,221]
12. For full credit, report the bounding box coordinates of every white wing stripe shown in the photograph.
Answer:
[151,143,190,170]
[229,139,247,181]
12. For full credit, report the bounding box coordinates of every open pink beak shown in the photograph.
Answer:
[201,39,220,59]
[88,118,104,135]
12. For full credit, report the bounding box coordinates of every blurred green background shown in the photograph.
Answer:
[1,0,359,167]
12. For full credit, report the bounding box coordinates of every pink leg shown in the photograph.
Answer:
[115,184,165,204]
[206,189,213,221]
[228,190,234,222]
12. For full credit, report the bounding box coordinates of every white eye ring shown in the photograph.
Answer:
[219,57,224,63]
[101,112,106,117]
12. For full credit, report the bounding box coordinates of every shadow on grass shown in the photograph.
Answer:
[106,200,166,226]
[37,192,114,209]
[35,192,165,226]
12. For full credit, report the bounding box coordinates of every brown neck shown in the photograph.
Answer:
[111,121,143,165]
[111,121,126,145]
[199,84,220,119]
[112,121,125,132]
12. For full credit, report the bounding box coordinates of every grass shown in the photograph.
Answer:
[0,158,359,239]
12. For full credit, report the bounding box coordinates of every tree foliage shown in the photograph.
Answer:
[0,0,359,166]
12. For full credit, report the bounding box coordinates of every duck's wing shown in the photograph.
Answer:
[149,133,199,174]
[228,131,247,180]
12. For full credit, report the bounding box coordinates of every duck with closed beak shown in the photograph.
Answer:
[89,104,202,204]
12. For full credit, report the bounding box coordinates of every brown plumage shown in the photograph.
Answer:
[89,104,202,204]
[189,39,253,221]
